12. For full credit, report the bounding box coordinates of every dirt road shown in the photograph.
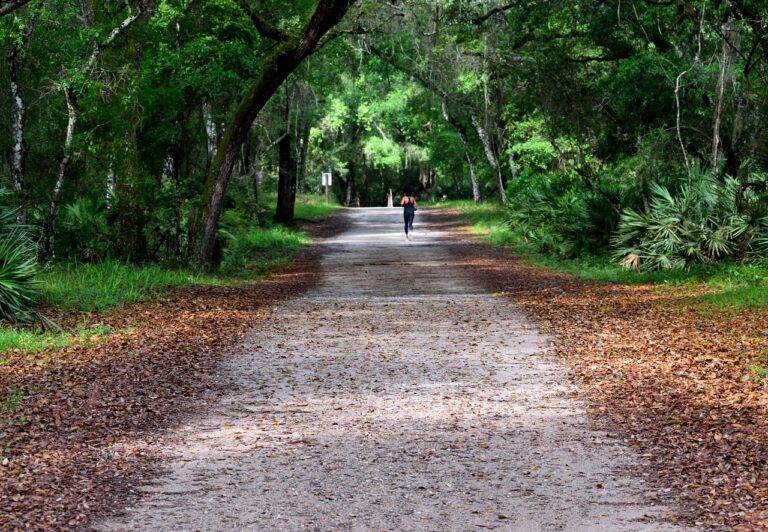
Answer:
[98,208,685,531]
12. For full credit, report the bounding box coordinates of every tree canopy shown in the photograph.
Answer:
[1,0,768,272]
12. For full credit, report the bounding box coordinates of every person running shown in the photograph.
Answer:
[401,188,417,240]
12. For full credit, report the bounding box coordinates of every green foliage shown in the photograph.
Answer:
[0,230,40,324]
[0,196,41,324]
[612,170,768,270]
[58,198,111,261]
[221,225,308,275]
[0,324,111,355]
[40,261,229,313]
[504,170,633,258]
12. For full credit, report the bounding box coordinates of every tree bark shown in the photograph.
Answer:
[202,100,218,161]
[712,24,737,173]
[8,33,29,223]
[470,110,507,204]
[191,0,356,269]
[40,88,77,261]
[296,119,311,192]
[346,158,355,206]
[105,162,116,209]
[0,0,32,16]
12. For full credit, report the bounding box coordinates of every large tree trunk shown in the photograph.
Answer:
[470,110,507,204]
[191,0,355,270]
[40,88,77,261]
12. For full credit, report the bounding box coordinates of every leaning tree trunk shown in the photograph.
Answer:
[191,0,356,270]
[470,110,506,204]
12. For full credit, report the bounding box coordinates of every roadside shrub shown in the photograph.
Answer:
[612,170,768,270]
[506,170,633,258]
[221,226,308,275]
[0,197,41,323]
[58,198,111,261]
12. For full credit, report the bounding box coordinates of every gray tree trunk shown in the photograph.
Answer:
[470,111,507,204]
[192,0,356,269]
[41,88,77,261]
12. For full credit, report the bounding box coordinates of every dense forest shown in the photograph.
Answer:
[2,0,768,320]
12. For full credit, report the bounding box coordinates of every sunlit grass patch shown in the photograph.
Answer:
[258,193,342,221]
[40,261,230,313]
[222,225,310,275]
[293,194,342,220]
[0,324,112,355]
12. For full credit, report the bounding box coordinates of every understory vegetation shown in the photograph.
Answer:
[443,199,768,311]
[1,0,767,326]
[0,193,333,352]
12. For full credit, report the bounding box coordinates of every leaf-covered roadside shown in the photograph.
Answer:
[0,250,329,529]
[451,236,768,529]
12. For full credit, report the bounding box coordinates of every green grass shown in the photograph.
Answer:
[292,194,343,220]
[748,364,768,380]
[221,225,310,275]
[0,324,111,358]
[40,261,230,313]
[258,193,342,221]
[434,199,768,310]
[2,388,26,412]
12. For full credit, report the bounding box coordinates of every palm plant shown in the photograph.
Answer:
[0,191,43,323]
[612,169,763,270]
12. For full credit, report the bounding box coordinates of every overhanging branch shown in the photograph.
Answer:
[0,0,33,16]
[235,0,291,41]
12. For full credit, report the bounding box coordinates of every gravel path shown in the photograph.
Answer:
[98,208,686,531]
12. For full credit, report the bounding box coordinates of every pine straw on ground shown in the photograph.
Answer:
[450,240,768,530]
[0,218,344,530]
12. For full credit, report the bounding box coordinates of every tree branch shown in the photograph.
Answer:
[0,0,32,16]
[471,2,516,25]
[234,0,291,41]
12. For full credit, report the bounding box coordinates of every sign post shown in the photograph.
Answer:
[322,172,332,203]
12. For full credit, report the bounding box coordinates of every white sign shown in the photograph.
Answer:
[322,172,332,187]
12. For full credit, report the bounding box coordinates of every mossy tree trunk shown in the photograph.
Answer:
[191,0,356,270]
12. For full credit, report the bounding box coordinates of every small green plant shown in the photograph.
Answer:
[2,388,27,412]
[0,194,42,323]
[748,364,768,381]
